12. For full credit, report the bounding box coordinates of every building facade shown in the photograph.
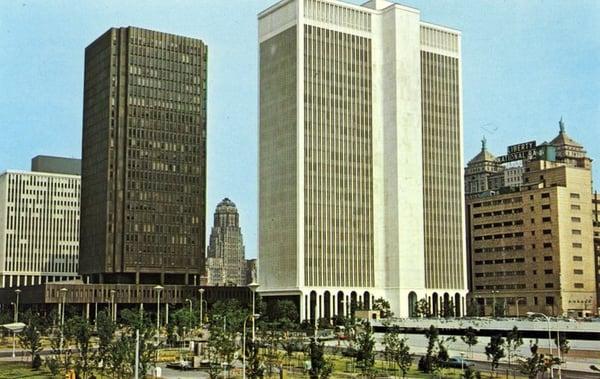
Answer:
[466,121,597,317]
[258,0,467,319]
[593,192,600,311]
[206,198,247,286]
[0,157,81,288]
[80,27,207,285]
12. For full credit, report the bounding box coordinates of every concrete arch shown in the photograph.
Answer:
[432,293,439,316]
[324,291,331,320]
[454,293,461,317]
[337,291,345,318]
[443,292,450,317]
[310,291,317,322]
[408,291,418,317]
[363,291,371,310]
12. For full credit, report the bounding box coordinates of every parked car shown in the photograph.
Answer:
[441,356,475,369]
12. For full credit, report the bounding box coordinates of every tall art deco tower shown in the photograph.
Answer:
[258,0,467,318]
[80,27,207,285]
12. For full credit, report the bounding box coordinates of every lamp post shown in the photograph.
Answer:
[154,285,164,337]
[59,288,68,355]
[110,289,116,322]
[198,288,205,328]
[242,313,260,379]
[12,289,21,358]
[248,282,259,342]
[185,298,192,340]
[527,311,555,378]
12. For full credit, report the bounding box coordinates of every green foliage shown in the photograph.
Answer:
[210,299,248,332]
[270,300,299,329]
[45,356,60,377]
[466,299,481,317]
[415,298,431,318]
[117,309,160,378]
[519,341,547,379]
[485,334,506,374]
[245,339,264,379]
[355,321,375,377]
[442,299,455,318]
[382,326,412,378]
[506,326,523,368]
[555,333,570,358]
[461,327,478,358]
[308,338,332,379]
[31,354,42,370]
[373,298,393,318]
[18,311,44,368]
[66,316,95,378]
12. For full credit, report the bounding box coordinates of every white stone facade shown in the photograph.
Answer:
[0,170,80,288]
[259,0,468,319]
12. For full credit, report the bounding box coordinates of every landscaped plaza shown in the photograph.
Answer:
[1,298,599,378]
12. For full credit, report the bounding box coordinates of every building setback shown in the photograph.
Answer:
[206,198,247,286]
[258,0,467,319]
[0,157,81,288]
[80,27,207,285]
[466,121,597,317]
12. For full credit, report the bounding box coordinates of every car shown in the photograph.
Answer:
[441,357,475,369]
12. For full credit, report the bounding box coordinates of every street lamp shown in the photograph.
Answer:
[242,313,260,379]
[185,298,192,339]
[59,288,68,355]
[248,282,260,342]
[154,285,164,336]
[110,289,116,322]
[527,311,556,378]
[198,288,205,328]
[491,290,499,317]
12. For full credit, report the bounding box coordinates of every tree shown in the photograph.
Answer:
[355,321,375,378]
[66,316,95,378]
[485,334,506,376]
[418,325,439,373]
[119,309,160,378]
[373,298,393,318]
[271,300,299,329]
[466,299,481,317]
[207,324,237,378]
[519,341,547,379]
[415,298,431,318]
[505,326,523,368]
[308,338,332,379]
[210,299,247,332]
[244,338,264,379]
[442,299,455,318]
[555,332,570,360]
[461,327,478,358]
[18,311,44,368]
[95,309,116,374]
[382,326,412,378]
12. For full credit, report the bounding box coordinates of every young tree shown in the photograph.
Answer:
[382,327,412,378]
[373,298,393,318]
[461,327,478,358]
[355,321,376,378]
[120,309,160,378]
[442,299,455,318]
[308,338,332,379]
[271,300,299,329]
[18,311,44,368]
[415,298,431,318]
[466,299,481,317]
[505,326,523,368]
[66,316,95,378]
[555,332,570,361]
[519,341,547,379]
[418,325,439,373]
[485,334,506,376]
[95,309,116,373]
[244,338,264,379]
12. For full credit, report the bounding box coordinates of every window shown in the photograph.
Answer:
[542,217,551,222]
[572,229,581,235]
[571,204,581,210]
[573,256,583,262]
[544,269,553,274]
[543,229,552,235]
[541,193,550,198]
[573,243,582,248]
[531,218,535,224]
[542,204,551,210]
[546,296,554,305]
[574,283,584,289]
[530,195,534,200]
[533,270,537,275]
[570,193,580,199]
[534,297,538,305]
[571,217,581,223]
[574,269,583,275]
[544,256,553,261]
[545,283,554,288]
[543,242,552,248]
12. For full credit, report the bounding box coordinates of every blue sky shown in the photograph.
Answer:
[1,0,598,259]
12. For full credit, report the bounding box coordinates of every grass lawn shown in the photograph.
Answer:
[0,361,54,379]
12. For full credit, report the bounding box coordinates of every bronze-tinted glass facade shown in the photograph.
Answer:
[80,27,207,285]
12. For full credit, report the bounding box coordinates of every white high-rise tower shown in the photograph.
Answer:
[258,0,467,319]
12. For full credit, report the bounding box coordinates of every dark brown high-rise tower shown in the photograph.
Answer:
[80,27,207,285]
